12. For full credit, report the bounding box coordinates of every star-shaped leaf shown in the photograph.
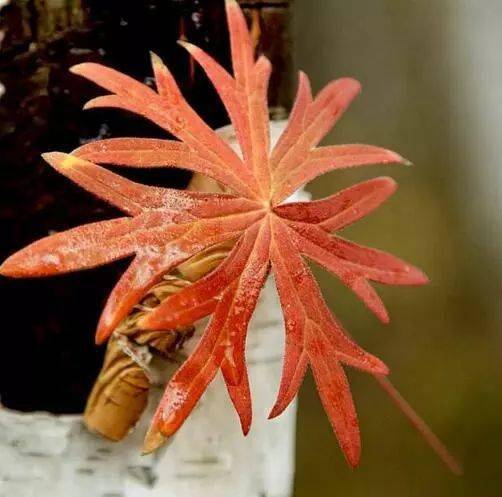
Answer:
[0,0,430,467]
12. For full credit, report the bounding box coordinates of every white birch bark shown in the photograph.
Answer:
[0,122,307,497]
[0,279,296,497]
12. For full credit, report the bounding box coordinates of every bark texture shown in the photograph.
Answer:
[0,270,298,497]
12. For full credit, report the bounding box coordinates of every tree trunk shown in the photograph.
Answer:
[0,265,298,497]
[0,1,297,495]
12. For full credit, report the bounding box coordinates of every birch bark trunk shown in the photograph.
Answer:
[0,280,296,497]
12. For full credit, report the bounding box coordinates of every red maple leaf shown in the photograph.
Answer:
[1,0,453,469]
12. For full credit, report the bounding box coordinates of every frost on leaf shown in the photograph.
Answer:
[0,0,431,467]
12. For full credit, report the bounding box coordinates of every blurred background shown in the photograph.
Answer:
[293,2,502,496]
[0,1,501,496]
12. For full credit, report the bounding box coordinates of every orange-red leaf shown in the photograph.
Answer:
[269,217,387,466]
[150,283,237,438]
[180,0,271,195]
[275,177,398,230]
[0,0,448,470]
[1,217,134,278]
[140,224,261,330]
[308,331,361,467]
[149,220,270,437]
[271,77,362,196]
[286,220,428,286]
[273,144,406,203]
[71,55,260,199]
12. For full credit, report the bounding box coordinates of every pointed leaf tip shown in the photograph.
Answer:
[69,63,89,76]
[94,329,108,346]
[149,51,162,67]
[95,319,111,344]
[335,77,362,96]
[346,449,361,468]
[42,152,77,170]
[350,77,362,92]
[0,258,15,278]
[400,264,429,286]
[177,40,191,50]
[414,269,429,285]
[69,64,80,75]
[375,360,390,376]
[357,354,389,376]
[0,253,38,279]
[178,40,202,59]
[142,422,169,454]
[379,175,398,187]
